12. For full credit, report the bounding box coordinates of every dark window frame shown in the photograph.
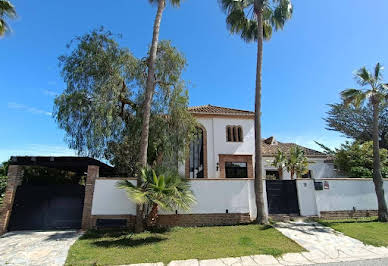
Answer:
[226,126,243,143]
[225,162,248,178]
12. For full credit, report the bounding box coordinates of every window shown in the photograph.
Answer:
[302,170,312,179]
[226,126,243,142]
[189,128,204,178]
[266,170,280,180]
[225,162,247,178]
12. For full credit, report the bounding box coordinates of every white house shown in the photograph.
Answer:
[179,104,339,180]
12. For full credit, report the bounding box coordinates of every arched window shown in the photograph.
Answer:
[189,128,204,178]
[226,126,243,142]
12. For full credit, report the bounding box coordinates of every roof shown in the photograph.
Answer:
[188,104,254,117]
[262,137,327,158]
[9,156,115,176]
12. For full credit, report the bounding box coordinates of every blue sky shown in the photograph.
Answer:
[1,0,388,162]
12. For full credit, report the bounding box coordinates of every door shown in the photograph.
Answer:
[8,184,85,230]
[266,180,300,215]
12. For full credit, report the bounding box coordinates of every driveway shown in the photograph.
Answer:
[0,230,82,266]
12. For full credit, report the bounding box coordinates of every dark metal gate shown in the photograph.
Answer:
[266,180,300,215]
[8,184,85,231]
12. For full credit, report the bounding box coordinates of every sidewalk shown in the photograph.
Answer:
[125,222,388,266]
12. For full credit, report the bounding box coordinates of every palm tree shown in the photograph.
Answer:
[341,63,388,222]
[285,146,308,180]
[0,0,16,37]
[117,168,196,228]
[137,0,183,233]
[219,0,292,224]
[271,149,286,180]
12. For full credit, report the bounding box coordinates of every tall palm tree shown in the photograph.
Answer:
[219,0,292,224]
[341,63,388,222]
[137,0,183,233]
[117,168,196,228]
[0,0,16,37]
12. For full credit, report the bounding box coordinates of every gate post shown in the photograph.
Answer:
[81,165,99,230]
[0,165,24,235]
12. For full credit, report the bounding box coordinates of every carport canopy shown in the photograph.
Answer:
[9,156,115,176]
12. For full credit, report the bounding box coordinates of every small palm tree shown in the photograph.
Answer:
[271,149,286,180]
[341,63,388,222]
[285,146,308,180]
[117,168,196,228]
[219,0,292,224]
[0,0,16,37]
[137,0,184,233]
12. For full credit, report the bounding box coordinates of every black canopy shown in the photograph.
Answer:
[10,156,115,176]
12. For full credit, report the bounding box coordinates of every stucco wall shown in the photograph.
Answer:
[296,179,388,216]
[91,179,267,220]
[195,117,255,178]
[92,179,137,215]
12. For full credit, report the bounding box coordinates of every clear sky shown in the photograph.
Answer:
[1,0,388,162]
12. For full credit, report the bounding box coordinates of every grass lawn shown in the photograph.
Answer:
[320,217,388,247]
[66,224,304,265]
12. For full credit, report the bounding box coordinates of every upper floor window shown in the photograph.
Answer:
[226,126,243,142]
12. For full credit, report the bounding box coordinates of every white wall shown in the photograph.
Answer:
[91,179,268,220]
[196,117,255,178]
[296,179,388,216]
[92,179,137,215]
[296,179,318,216]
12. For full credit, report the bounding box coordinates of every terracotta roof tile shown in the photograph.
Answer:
[262,137,326,158]
[188,104,254,116]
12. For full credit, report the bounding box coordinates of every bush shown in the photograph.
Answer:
[0,175,7,206]
[350,166,372,178]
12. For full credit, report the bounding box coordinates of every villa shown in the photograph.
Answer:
[180,104,339,180]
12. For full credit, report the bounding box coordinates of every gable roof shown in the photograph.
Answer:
[262,137,326,158]
[188,104,254,117]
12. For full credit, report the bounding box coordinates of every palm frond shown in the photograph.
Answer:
[341,89,366,108]
[219,0,292,43]
[355,67,373,87]
[0,0,16,36]
[374,62,383,81]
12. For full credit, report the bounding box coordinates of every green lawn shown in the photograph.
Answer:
[320,217,388,247]
[66,225,304,265]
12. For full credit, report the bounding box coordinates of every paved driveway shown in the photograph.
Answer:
[0,230,82,266]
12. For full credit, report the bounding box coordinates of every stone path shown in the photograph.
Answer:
[124,222,388,266]
[274,222,388,265]
[0,230,82,266]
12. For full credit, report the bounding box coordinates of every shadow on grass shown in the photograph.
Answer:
[92,236,167,248]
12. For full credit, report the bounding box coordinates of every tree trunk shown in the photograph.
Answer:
[254,2,268,225]
[278,167,283,180]
[147,203,159,228]
[372,100,388,222]
[136,0,166,233]
[290,169,294,180]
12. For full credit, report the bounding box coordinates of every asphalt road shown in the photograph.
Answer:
[312,258,388,266]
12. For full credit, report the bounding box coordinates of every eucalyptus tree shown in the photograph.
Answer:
[55,29,197,230]
[0,0,16,36]
[219,0,292,224]
[341,63,388,222]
